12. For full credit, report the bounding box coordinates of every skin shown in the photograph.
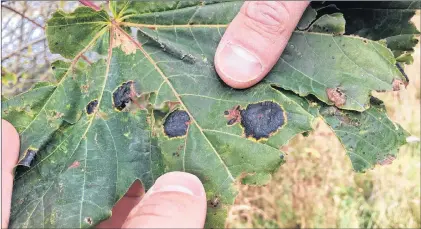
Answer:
[1,1,308,228]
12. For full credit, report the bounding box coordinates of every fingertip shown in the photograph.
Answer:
[214,1,310,89]
[151,171,205,197]
[2,119,20,171]
[123,172,207,228]
[1,119,20,228]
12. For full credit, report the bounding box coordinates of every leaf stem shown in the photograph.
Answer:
[79,0,101,11]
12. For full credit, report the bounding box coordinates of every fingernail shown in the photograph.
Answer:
[217,42,263,83]
[149,172,205,197]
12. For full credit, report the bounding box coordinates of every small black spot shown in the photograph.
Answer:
[18,149,37,167]
[52,66,56,70]
[280,154,285,160]
[86,100,98,114]
[240,101,285,140]
[209,196,220,208]
[172,152,180,157]
[224,110,229,115]
[163,110,190,138]
[55,42,58,45]
[227,118,237,126]
[113,81,134,111]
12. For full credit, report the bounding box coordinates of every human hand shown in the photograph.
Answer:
[1,119,206,228]
[215,1,309,89]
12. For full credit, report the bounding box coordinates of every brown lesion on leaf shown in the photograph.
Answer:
[81,84,90,94]
[54,111,64,119]
[223,105,241,126]
[377,155,396,166]
[111,25,137,55]
[18,148,38,167]
[84,217,93,225]
[68,160,81,169]
[326,87,346,107]
[392,79,406,91]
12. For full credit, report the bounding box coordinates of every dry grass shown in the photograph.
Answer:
[227,14,421,229]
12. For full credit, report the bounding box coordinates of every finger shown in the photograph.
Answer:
[97,180,144,228]
[123,172,206,228]
[1,120,20,228]
[215,1,309,89]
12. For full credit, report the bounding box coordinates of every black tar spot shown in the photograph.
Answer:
[240,101,285,140]
[163,110,190,138]
[113,81,134,111]
[19,149,37,167]
[86,100,98,114]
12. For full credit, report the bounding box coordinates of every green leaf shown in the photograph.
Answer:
[297,6,317,30]
[3,1,414,228]
[278,89,410,173]
[308,13,345,34]
[318,97,410,172]
[316,1,421,59]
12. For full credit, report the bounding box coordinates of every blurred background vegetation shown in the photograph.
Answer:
[1,2,420,228]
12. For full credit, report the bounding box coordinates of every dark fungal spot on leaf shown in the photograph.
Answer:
[240,101,286,140]
[18,149,37,167]
[86,99,98,114]
[326,88,346,107]
[163,110,190,138]
[113,81,135,111]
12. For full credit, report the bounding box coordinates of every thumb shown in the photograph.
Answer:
[1,120,20,228]
[215,1,309,89]
[122,172,207,228]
